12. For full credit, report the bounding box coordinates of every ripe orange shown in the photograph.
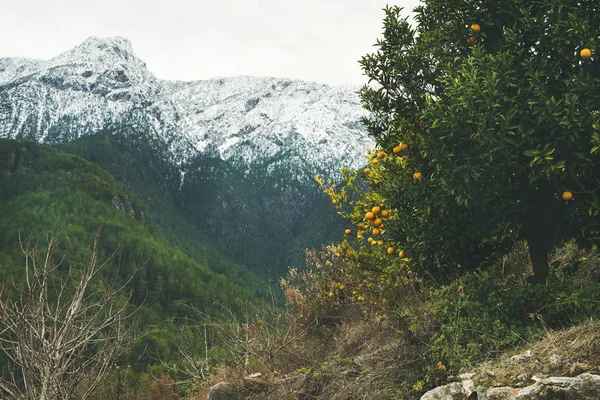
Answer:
[581,48,592,59]
[372,228,381,236]
[374,218,383,227]
[328,292,335,297]
[339,284,346,290]
[377,151,385,159]
[401,143,408,151]
[372,159,379,165]
[357,234,363,240]
[378,241,384,247]
[372,206,381,215]
[393,145,401,154]
[371,240,377,246]
[387,247,395,255]
[367,220,375,226]
[358,296,364,301]
[413,172,422,180]
[562,191,573,201]
[345,229,351,235]
[398,250,406,258]
[332,199,337,205]
[367,237,373,242]
[467,37,477,46]
[381,210,389,218]
[471,23,481,34]
[364,168,370,173]
[365,212,375,220]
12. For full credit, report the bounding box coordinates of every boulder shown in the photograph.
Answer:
[517,373,600,399]
[423,374,600,400]
[420,379,475,399]
[477,386,518,399]
[207,382,238,400]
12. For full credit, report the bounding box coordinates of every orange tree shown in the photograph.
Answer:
[357,1,600,281]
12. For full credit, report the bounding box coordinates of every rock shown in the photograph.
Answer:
[516,373,600,399]
[207,382,238,400]
[478,386,519,400]
[510,350,533,362]
[420,380,475,399]
[427,374,600,399]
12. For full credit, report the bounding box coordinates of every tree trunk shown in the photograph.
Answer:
[526,232,550,284]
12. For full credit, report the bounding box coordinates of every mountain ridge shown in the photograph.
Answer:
[0,36,372,181]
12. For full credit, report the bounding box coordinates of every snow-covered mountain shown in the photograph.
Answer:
[0,36,372,180]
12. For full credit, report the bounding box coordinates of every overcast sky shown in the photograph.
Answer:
[2,0,420,86]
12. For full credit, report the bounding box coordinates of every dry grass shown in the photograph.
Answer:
[473,321,600,387]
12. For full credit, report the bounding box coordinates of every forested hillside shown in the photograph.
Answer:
[0,138,258,370]
[55,131,346,278]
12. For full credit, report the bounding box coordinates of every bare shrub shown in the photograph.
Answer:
[0,230,139,400]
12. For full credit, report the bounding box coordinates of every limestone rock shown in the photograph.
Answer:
[426,374,600,400]
[517,373,600,399]
[510,350,533,362]
[420,379,475,399]
[207,382,238,400]
[478,386,519,400]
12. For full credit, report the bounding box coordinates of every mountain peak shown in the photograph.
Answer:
[0,37,372,180]
[50,36,144,68]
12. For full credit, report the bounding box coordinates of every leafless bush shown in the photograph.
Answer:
[0,230,140,400]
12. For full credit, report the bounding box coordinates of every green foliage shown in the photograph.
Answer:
[419,269,600,381]
[0,138,255,371]
[56,131,344,282]
[358,2,600,279]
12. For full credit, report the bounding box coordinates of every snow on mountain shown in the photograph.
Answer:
[0,36,372,180]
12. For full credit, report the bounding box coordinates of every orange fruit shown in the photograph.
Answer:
[393,145,401,154]
[398,250,406,258]
[357,234,363,240]
[468,37,477,46]
[332,199,337,205]
[367,220,375,226]
[365,212,375,220]
[401,143,408,151]
[377,151,385,159]
[372,228,381,236]
[358,296,364,301]
[372,159,379,165]
[562,191,573,201]
[364,168,370,173]
[581,48,592,59]
[371,240,377,246]
[387,247,395,255]
[367,237,373,242]
[328,292,335,297]
[381,210,389,218]
[372,206,381,215]
[413,172,422,180]
[378,241,384,247]
[374,218,383,227]
[471,24,481,34]
[339,284,346,290]
[345,229,351,235]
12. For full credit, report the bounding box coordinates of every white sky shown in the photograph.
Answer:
[1,0,420,86]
